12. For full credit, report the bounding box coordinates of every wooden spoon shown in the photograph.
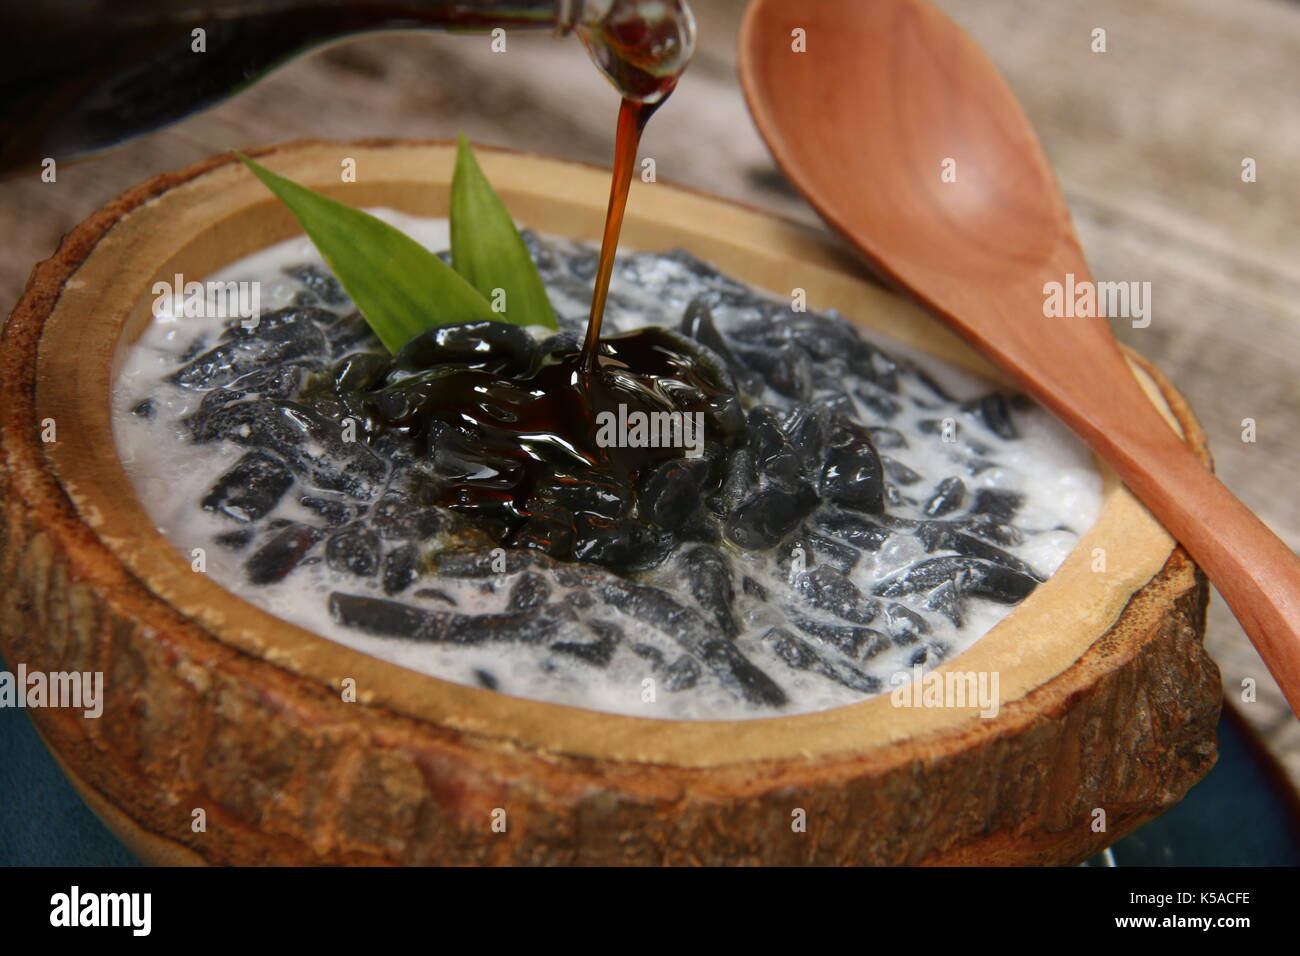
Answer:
[739,0,1300,713]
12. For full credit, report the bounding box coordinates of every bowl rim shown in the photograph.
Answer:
[7,138,1202,770]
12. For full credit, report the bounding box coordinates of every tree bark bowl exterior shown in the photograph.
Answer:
[0,141,1221,866]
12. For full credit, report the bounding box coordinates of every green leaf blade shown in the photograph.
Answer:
[450,136,558,331]
[234,152,496,354]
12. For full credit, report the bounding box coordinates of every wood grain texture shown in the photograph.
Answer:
[0,534,1218,865]
[0,141,1220,866]
[0,0,1294,775]
[927,0,1300,786]
[738,0,1300,715]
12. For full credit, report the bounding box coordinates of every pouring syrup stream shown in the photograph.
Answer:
[580,97,661,371]
[576,0,695,371]
[349,1,712,566]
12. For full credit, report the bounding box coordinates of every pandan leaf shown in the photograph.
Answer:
[450,135,558,331]
[234,151,496,353]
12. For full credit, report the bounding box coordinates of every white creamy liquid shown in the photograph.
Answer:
[113,211,1103,720]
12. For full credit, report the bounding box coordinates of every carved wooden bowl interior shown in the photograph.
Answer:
[0,141,1221,865]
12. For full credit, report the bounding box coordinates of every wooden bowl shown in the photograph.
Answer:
[0,140,1220,866]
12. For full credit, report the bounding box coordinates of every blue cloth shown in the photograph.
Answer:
[0,669,140,866]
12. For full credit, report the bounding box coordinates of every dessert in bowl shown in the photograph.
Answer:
[0,141,1220,864]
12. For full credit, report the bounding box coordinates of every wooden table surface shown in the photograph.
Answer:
[2,0,1297,785]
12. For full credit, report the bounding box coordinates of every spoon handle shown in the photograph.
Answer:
[934,271,1300,715]
[1097,418,1300,715]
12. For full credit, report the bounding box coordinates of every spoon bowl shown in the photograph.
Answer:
[740,0,1300,712]
[747,0,1063,274]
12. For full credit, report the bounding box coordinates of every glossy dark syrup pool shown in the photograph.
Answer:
[115,213,1101,719]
